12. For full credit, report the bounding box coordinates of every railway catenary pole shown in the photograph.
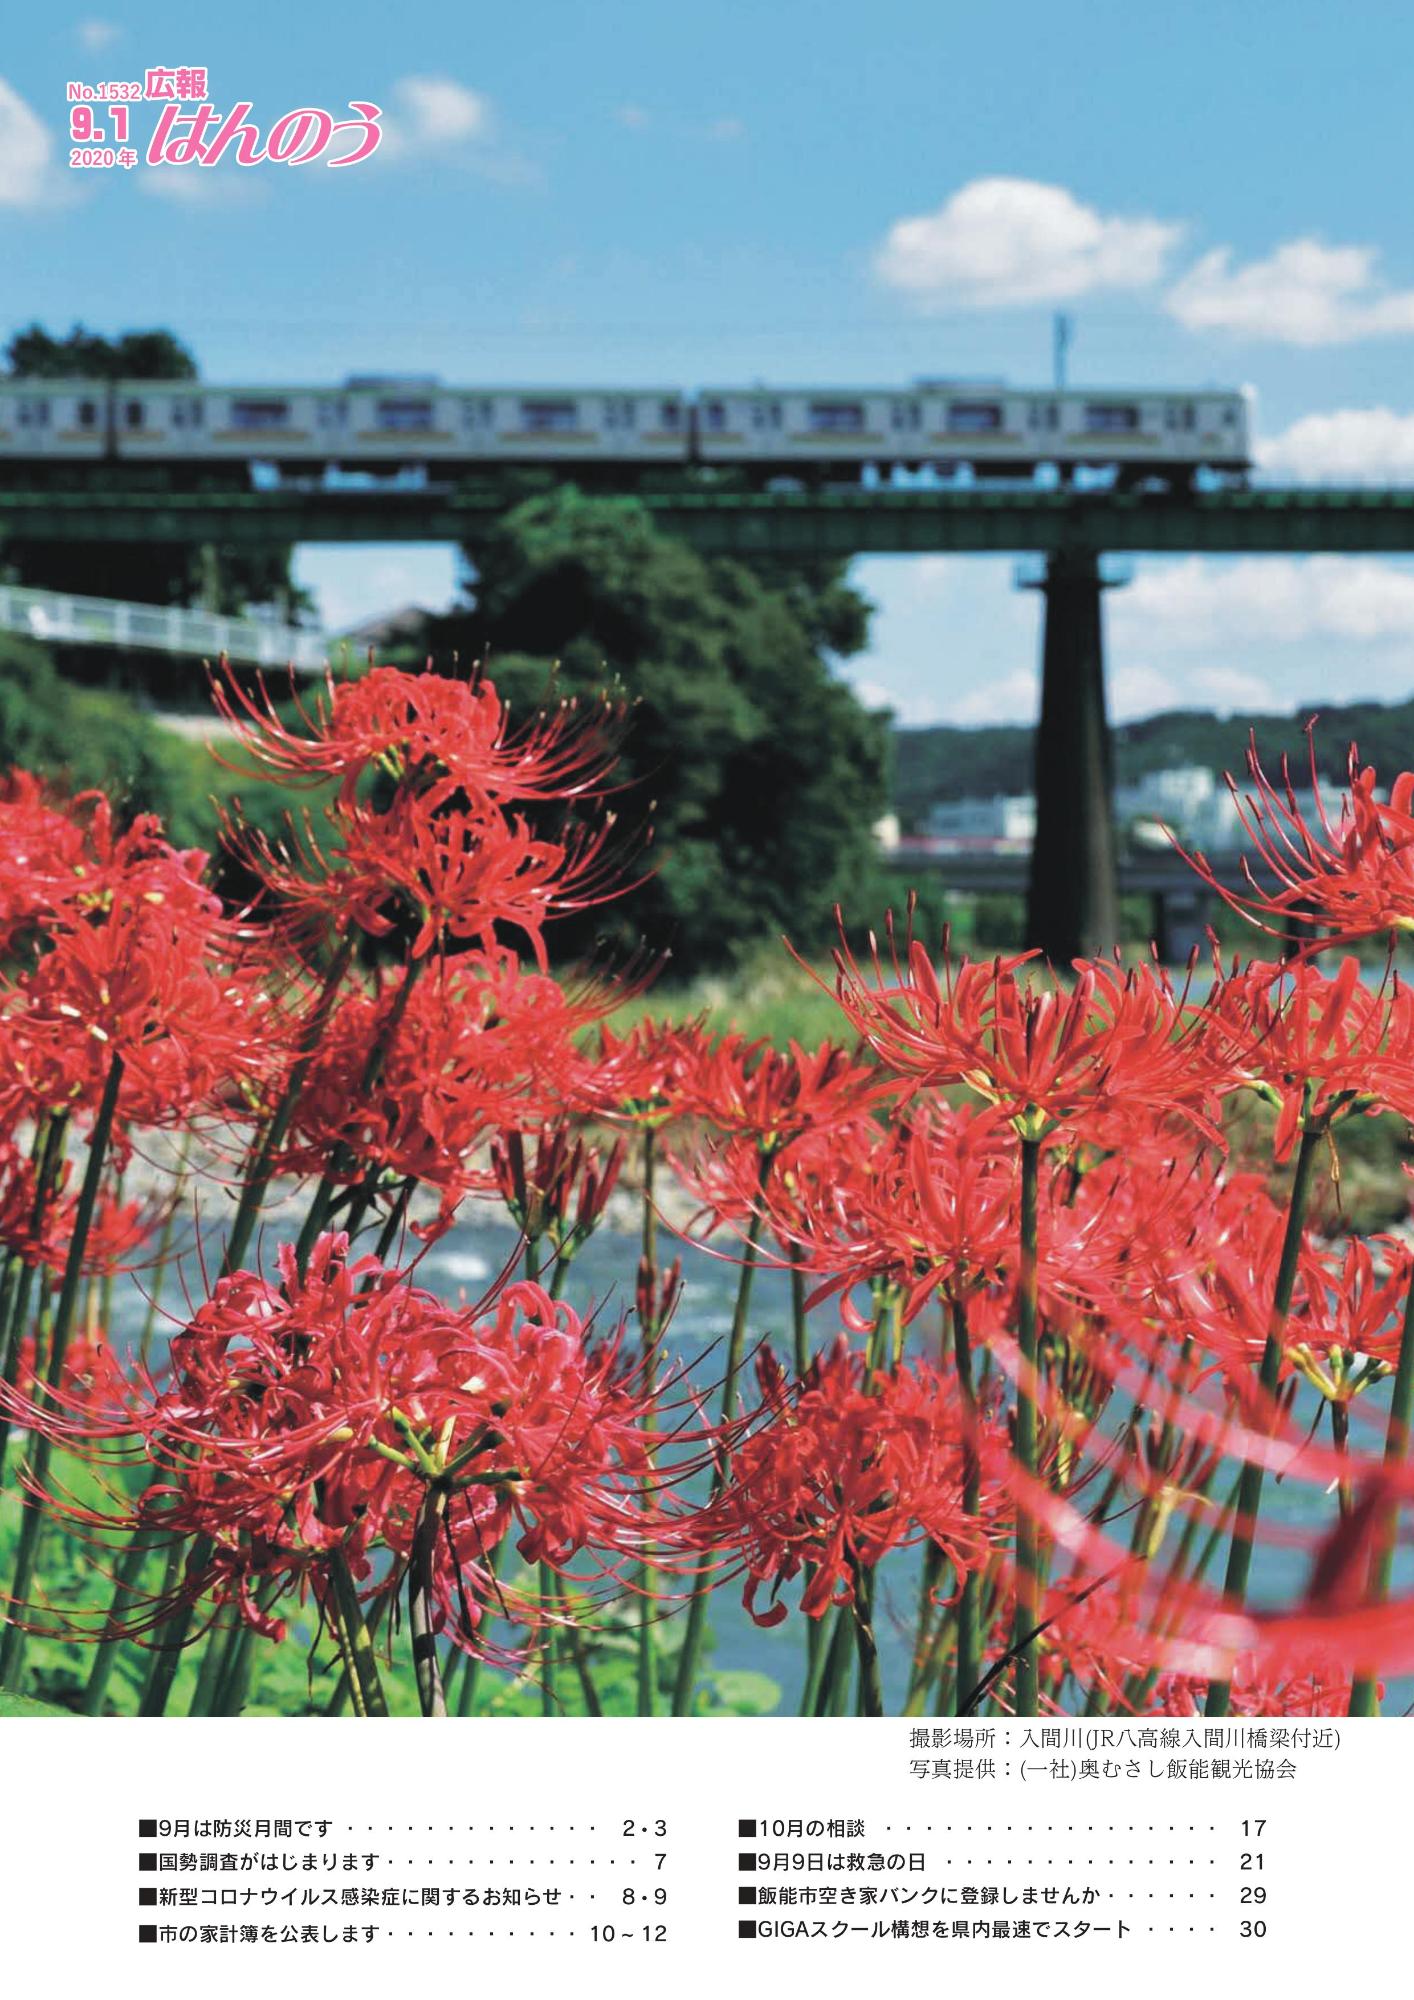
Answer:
[1022,546,1122,963]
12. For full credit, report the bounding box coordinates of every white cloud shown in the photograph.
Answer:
[874,177,1182,308]
[1166,237,1414,344]
[0,78,65,209]
[1112,556,1414,649]
[374,77,538,184]
[77,18,120,51]
[615,104,650,130]
[945,666,1040,726]
[392,75,491,147]
[1109,659,1277,720]
[1259,407,1414,483]
[705,115,746,142]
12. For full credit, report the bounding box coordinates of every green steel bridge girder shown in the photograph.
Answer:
[9,483,1414,554]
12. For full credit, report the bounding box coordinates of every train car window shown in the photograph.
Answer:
[603,397,638,429]
[124,400,143,428]
[462,398,493,430]
[659,400,681,428]
[750,401,781,431]
[317,398,348,429]
[376,398,436,431]
[1027,402,1059,431]
[1084,403,1140,433]
[809,401,865,433]
[1164,401,1196,432]
[231,399,291,429]
[520,399,579,433]
[891,401,921,430]
[77,400,97,428]
[947,401,1003,433]
[703,401,727,432]
[18,399,51,427]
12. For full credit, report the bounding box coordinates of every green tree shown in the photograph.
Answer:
[424,488,890,971]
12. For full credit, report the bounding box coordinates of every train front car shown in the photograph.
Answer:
[0,381,111,462]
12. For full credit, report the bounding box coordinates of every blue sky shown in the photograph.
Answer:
[5,3,1414,729]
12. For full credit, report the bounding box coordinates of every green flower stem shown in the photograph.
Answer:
[1012,1133,1043,1717]
[538,1563,558,1714]
[636,1131,660,1717]
[1350,1269,1414,1714]
[812,1607,854,1716]
[456,1537,508,1716]
[0,1116,69,1482]
[1,1055,124,1688]
[1206,1122,1323,1716]
[552,1573,604,1716]
[951,1292,983,1716]
[81,1521,165,1714]
[325,1548,389,1718]
[294,953,423,1280]
[137,1535,206,1717]
[850,1556,884,1716]
[670,1182,768,1716]
[223,936,355,1277]
[410,1487,449,1717]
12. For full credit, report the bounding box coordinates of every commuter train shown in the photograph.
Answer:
[0,376,1253,487]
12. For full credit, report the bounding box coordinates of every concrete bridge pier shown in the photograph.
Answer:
[1024,548,1123,964]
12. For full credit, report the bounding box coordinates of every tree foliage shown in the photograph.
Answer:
[420,489,891,970]
[5,322,198,381]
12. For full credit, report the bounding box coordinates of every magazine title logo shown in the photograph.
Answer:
[65,69,383,171]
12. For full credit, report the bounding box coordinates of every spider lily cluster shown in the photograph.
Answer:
[0,675,1413,1719]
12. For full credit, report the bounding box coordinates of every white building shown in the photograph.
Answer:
[925,793,1037,842]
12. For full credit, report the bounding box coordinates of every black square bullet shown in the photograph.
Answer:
[738,1886,757,1905]
[139,1888,157,1907]
[738,1852,757,1871]
[738,1818,756,1837]
[739,1920,757,1939]
[138,1819,157,1838]
[138,1853,157,1872]
[138,1926,157,1944]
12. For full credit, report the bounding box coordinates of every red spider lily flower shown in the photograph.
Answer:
[1157,1172,1325,1384]
[0,888,272,1136]
[672,1034,887,1155]
[0,1233,702,1656]
[276,951,613,1216]
[1204,954,1414,1155]
[586,1016,715,1125]
[710,1339,1007,1626]
[690,1104,1015,1328]
[832,924,1228,1143]
[210,660,628,810]
[0,772,220,956]
[1282,1234,1410,1406]
[1174,727,1414,950]
[229,788,644,967]
[11,1327,126,1411]
[491,1120,626,1262]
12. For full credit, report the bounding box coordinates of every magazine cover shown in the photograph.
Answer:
[0,4,1408,1988]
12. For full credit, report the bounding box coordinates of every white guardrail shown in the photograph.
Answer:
[0,583,331,674]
